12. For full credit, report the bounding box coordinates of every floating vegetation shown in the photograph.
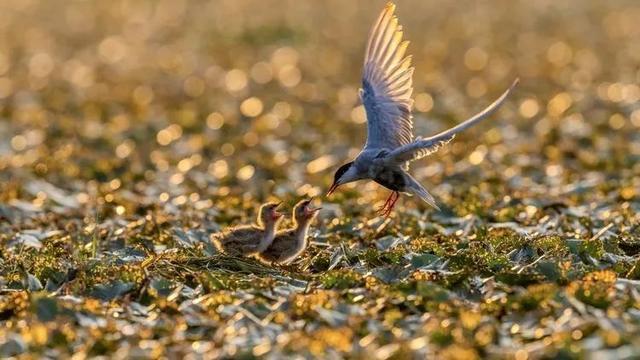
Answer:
[0,0,639,358]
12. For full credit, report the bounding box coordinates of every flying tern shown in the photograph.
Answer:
[327,2,519,216]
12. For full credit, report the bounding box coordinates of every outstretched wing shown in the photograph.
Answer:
[361,2,414,152]
[386,78,519,164]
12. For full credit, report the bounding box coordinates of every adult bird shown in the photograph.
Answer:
[326,2,519,216]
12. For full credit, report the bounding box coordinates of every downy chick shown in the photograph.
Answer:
[259,199,320,265]
[212,202,283,256]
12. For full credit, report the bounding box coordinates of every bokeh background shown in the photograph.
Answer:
[1,0,640,358]
[1,0,638,211]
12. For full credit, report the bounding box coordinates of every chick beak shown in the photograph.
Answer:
[304,198,322,216]
[272,202,283,219]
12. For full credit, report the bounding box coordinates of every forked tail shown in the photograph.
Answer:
[404,174,440,211]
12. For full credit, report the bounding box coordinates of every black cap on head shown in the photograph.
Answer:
[334,162,353,183]
[327,162,354,196]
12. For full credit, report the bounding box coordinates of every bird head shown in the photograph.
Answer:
[327,161,357,196]
[293,198,321,222]
[258,202,284,226]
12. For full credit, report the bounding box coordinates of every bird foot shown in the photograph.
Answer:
[377,191,399,218]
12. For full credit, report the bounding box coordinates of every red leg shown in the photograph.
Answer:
[377,192,395,215]
[381,191,399,217]
[386,192,400,217]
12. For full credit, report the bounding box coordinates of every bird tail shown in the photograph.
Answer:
[404,174,440,211]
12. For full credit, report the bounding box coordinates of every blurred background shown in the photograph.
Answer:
[0,0,639,214]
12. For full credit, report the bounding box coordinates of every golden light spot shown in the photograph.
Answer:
[29,53,54,77]
[29,324,48,346]
[510,324,520,334]
[250,62,273,84]
[133,85,154,105]
[272,101,292,119]
[70,64,95,88]
[271,46,299,67]
[278,65,301,88]
[115,205,126,215]
[255,114,280,130]
[273,150,288,165]
[350,105,366,124]
[173,195,187,206]
[486,128,502,143]
[622,84,640,103]
[209,160,228,179]
[534,328,545,339]
[306,155,336,174]
[183,76,205,97]
[466,77,487,98]
[225,69,248,92]
[514,349,528,360]
[109,179,121,190]
[464,47,488,71]
[547,92,572,117]
[607,83,624,102]
[170,173,184,185]
[604,330,621,347]
[156,131,171,146]
[468,145,487,165]
[156,124,182,146]
[545,164,563,177]
[218,186,230,196]
[408,337,428,350]
[459,310,481,330]
[98,36,128,63]
[519,98,540,118]
[240,97,264,117]
[115,140,135,159]
[547,41,573,67]
[237,165,255,181]
[11,135,27,151]
[177,158,193,172]
[206,112,224,129]
[243,131,259,147]
[571,330,583,340]
[76,193,89,204]
[221,143,235,156]
[608,113,625,129]
[252,342,271,357]
[159,193,170,202]
[414,93,434,112]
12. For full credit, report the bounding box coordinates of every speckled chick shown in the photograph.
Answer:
[212,202,283,256]
[259,199,320,265]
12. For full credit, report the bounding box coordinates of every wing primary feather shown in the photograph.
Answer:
[424,78,519,142]
[387,78,520,163]
[361,2,416,151]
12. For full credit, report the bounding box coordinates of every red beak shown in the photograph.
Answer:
[326,183,338,197]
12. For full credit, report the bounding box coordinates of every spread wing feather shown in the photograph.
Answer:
[386,78,519,164]
[361,3,415,152]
